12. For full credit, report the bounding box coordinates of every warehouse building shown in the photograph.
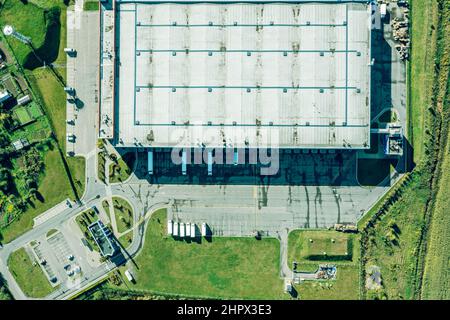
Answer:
[99,0,371,150]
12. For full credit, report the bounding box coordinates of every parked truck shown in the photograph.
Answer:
[380,3,387,19]
[173,222,179,237]
[201,222,207,237]
[186,222,191,237]
[180,222,185,238]
[167,219,173,235]
[125,270,134,282]
[190,223,196,238]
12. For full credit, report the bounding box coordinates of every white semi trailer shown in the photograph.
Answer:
[180,223,185,238]
[173,222,179,237]
[167,220,173,235]
[186,223,191,237]
[125,270,134,282]
[380,3,387,19]
[190,223,196,238]
[201,223,207,237]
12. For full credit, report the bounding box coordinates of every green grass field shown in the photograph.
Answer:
[363,171,431,299]
[361,0,446,300]
[115,209,285,299]
[109,153,136,184]
[13,107,33,125]
[7,247,53,298]
[46,228,58,238]
[112,197,133,234]
[1,145,73,243]
[75,209,100,252]
[409,0,440,162]
[288,230,353,263]
[421,2,450,298]
[102,199,110,218]
[28,102,43,118]
[421,131,450,299]
[288,230,360,299]
[0,0,47,66]
[98,152,106,183]
[118,231,133,249]
[295,265,360,300]
[84,1,99,11]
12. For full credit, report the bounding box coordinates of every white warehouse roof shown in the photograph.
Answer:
[107,0,371,149]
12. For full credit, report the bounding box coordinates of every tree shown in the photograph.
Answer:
[0,168,10,191]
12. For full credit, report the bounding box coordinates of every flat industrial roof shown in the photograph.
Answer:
[111,1,371,148]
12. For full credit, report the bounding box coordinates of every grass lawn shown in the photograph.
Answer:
[0,286,12,300]
[7,247,53,298]
[0,0,46,65]
[67,156,86,198]
[28,68,86,197]
[409,0,440,161]
[112,197,133,234]
[116,209,285,299]
[363,172,431,300]
[75,209,99,252]
[98,152,106,183]
[46,228,58,238]
[102,199,111,219]
[1,145,72,243]
[421,16,450,298]
[357,159,395,186]
[288,230,360,299]
[109,152,136,183]
[118,231,133,249]
[288,230,354,264]
[13,107,33,125]
[27,68,65,144]
[294,265,360,300]
[84,1,99,11]
[0,2,84,242]
[361,0,446,300]
[421,137,450,299]
[28,103,43,118]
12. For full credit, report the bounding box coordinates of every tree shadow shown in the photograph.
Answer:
[23,7,61,70]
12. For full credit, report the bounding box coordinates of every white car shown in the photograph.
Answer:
[67,134,75,143]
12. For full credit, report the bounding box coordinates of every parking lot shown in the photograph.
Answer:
[66,10,99,156]
[28,229,90,289]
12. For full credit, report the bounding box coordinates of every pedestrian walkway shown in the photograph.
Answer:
[33,199,72,227]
